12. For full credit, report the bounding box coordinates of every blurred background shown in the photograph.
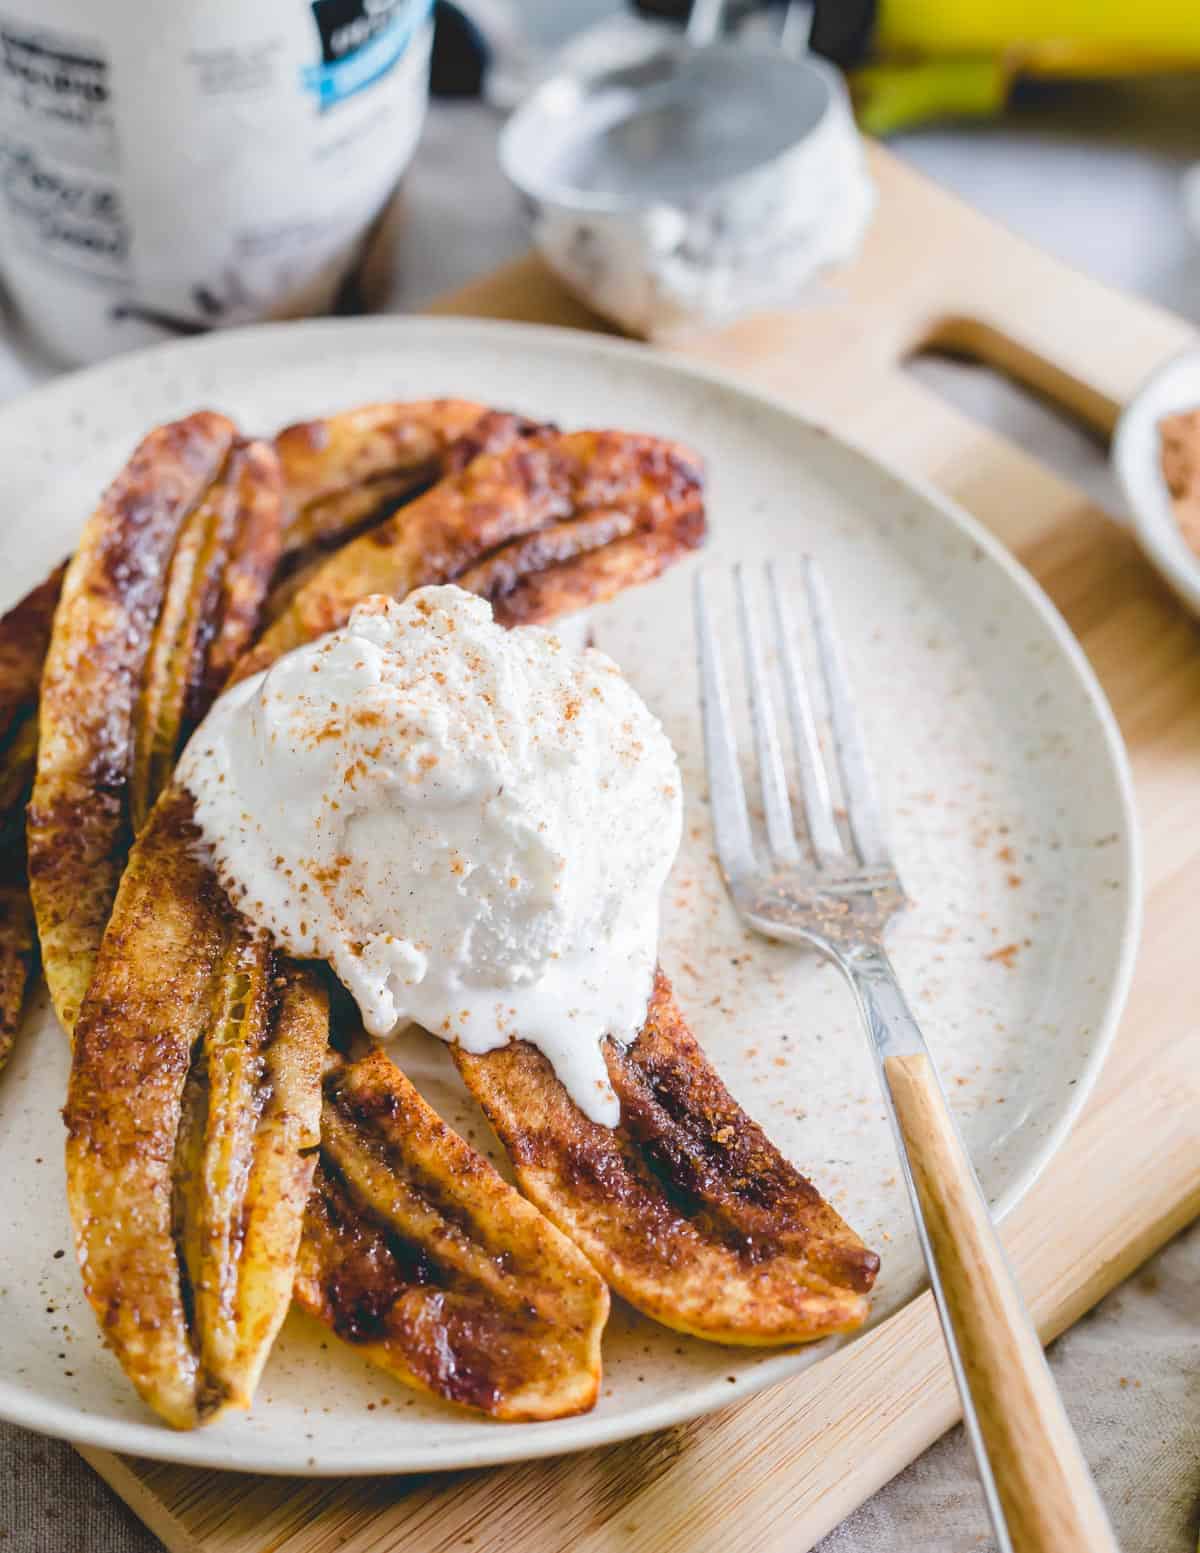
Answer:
[401,0,1200,319]
[5,2,1200,370]
[5,0,1200,507]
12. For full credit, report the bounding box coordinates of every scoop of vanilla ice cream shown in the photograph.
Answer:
[177,585,683,1124]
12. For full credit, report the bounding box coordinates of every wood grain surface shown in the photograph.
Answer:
[79,144,1200,1552]
[884,1051,1118,1553]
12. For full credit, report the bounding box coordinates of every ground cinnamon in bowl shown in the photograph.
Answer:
[1159,409,1200,556]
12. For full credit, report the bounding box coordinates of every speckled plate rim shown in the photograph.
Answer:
[0,316,1141,1474]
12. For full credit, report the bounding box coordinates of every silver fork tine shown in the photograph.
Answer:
[734,565,799,862]
[766,561,846,865]
[802,556,894,868]
[694,570,756,882]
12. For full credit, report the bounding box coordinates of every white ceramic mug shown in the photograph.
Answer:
[0,0,432,364]
[500,43,873,339]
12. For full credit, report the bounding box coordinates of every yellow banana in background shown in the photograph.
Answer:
[821,0,1200,133]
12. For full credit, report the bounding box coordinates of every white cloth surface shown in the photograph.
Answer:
[2,63,1200,1553]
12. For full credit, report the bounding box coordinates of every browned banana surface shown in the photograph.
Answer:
[130,438,283,828]
[187,439,285,724]
[0,713,37,823]
[281,470,430,563]
[0,564,67,1068]
[129,464,230,830]
[178,948,326,1409]
[0,561,66,748]
[456,511,637,601]
[275,398,485,524]
[62,416,704,1424]
[236,429,705,680]
[0,714,39,1073]
[462,497,706,629]
[294,1048,606,1420]
[65,789,225,1426]
[438,407,550,477]
[264,408,548,624]
[65,786,325,1427]
[0,878,34,1073]
[29,411,237,1034]
[456,969,879,1346]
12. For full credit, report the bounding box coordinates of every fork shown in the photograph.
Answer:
[694,559,1119,1553]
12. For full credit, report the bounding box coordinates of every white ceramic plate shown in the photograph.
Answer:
[0,318,1138,1475]
[1113,348,1200,618]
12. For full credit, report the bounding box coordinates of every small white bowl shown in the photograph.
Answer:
[1112,348,1200,618]
[499,43,873,339]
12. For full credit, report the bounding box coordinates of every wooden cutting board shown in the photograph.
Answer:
[79,144,1200,1552]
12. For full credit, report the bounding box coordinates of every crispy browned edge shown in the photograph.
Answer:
[50,419,311,1427]
[61,418,698,1424]
[265,407,555,619]
[33,405,556,1041]
[130,438,285,832]
[468,500,706,628]
[48,408,752,1424]
[188,438,287,724]
[42,419,302,1428]
[29,411,238,1035]
[254,422,875,1348]
[255,427,704,1409]
[237,428,706,680]
[274,398,487,521]
[294,1048,606,1420]
[0,561,67,747]
[455,969,879,1345]
[64,786,324,1427]
[0,563,66,1068]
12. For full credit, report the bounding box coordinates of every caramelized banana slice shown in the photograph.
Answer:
[456,969,879,1345]
[187,439,285,728]
[456,511,637,600]
[294,1048,606,1420]
[0,561,67,748]
[0,716,40,1074]
[438,408,551,477]
[131,438,283,829]
[64,789,226,1427]
[461,499,706,628]
[237,430,704,680]
[275,398,486,529]
[178,945,325,1409]
[65,786,325,1427]
[0,876,34,1073]
[30,412,237,1034]
[0,714,37,821]
[282,471,433,563]
[0,563,66,1067]
[61,419,705,1425]
[264,408,548,621]
[0,564,69,843]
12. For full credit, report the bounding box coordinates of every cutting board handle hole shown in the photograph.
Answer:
[908,314,1121,441]
[904,326,1121,514]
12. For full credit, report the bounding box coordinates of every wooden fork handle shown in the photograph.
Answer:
[884,1051,1119,1553]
